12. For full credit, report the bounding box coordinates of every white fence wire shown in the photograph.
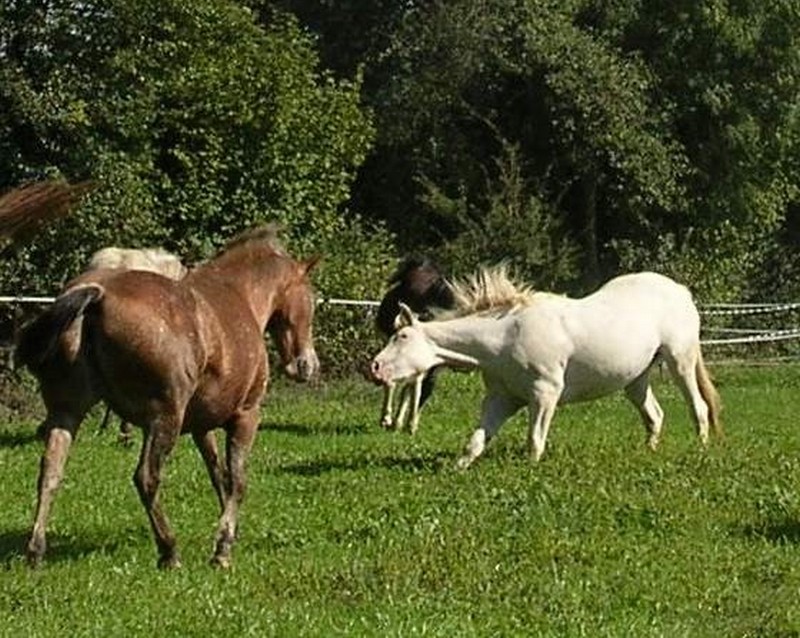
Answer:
[3,295,800,354]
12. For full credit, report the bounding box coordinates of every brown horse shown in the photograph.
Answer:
[15,225,320,569]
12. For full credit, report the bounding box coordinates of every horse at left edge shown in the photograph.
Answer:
[15,224,320,569]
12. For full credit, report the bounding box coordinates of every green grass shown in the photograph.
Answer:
[2,364,800,636]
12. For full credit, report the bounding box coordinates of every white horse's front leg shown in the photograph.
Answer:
[394,382,411,430]
[456,394,521,470]
[380,384,397,429]
[407,374,424,435]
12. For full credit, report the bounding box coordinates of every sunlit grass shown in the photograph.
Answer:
[1,364,800,636]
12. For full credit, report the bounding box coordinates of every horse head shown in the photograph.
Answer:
[267,256,321,382]
[370,303,478,385]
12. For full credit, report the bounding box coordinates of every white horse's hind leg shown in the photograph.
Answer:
[527,388,561,462]
[624,373,664,450]
[457,393,520,470]
[664,347,710,445]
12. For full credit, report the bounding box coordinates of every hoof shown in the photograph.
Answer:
[26,550,44,569]
[210,554,232,569]
[455,456,472,471]
[157,553,181,570]
[26,537,45,568]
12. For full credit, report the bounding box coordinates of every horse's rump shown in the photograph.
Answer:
[15,284,104,372]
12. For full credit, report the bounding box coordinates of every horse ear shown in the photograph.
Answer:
[303,255,322,274]
[394,302,418,330]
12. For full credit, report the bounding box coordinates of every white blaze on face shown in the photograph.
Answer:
[371,325,439,385]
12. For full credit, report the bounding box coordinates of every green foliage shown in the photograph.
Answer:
[3,366,800,635]
[610,0,800,293]
[340,0,800,294]
[357,0,691,281]
[0,0,381,266]
[420,139,580,289]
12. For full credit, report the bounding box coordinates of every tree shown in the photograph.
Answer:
[0,0,385,290]
[351,0,687,289]
[614,0,800,300]
[303,0,800,298]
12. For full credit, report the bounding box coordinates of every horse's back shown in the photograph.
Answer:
[510,272,701,402]
[589,272,699,336]
[88,246,187,280]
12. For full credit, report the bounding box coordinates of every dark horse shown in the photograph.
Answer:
[15,225,319,569]
[375,255,455,433]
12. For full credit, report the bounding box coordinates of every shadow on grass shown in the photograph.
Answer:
[739,517,800,545]
[259,420,371,437]
[278,450,453,476]
[0,429,38,448]
[0,528,119,567]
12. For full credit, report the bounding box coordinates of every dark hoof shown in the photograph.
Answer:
[157,553,181,570]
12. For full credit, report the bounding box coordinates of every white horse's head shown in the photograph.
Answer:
[370,303,478,385]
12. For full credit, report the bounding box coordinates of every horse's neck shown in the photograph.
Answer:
[191,260,280,331]
[423,314,510,361]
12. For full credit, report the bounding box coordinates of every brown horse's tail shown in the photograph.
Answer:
[14,284,105,373]
[696,347,723,438]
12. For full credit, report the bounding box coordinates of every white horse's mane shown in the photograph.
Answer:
[88,246,188,280]
[441,264,537,317]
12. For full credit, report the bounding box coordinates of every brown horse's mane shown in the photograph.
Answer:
[438,264,538,317]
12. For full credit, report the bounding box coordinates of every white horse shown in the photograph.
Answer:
[370,266,722,469]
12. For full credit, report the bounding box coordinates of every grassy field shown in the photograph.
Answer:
[1,364,799,637]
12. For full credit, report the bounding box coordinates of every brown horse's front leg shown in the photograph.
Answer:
[134,425,181,569]
[27,426,74,566]
[211,411,258,569]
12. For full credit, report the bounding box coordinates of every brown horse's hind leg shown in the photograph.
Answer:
[192,430,226,512]
[211,410,259,569]
[27,425,74,566]
[133,423,181,569]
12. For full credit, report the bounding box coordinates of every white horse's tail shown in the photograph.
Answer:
[696,348,722,437]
